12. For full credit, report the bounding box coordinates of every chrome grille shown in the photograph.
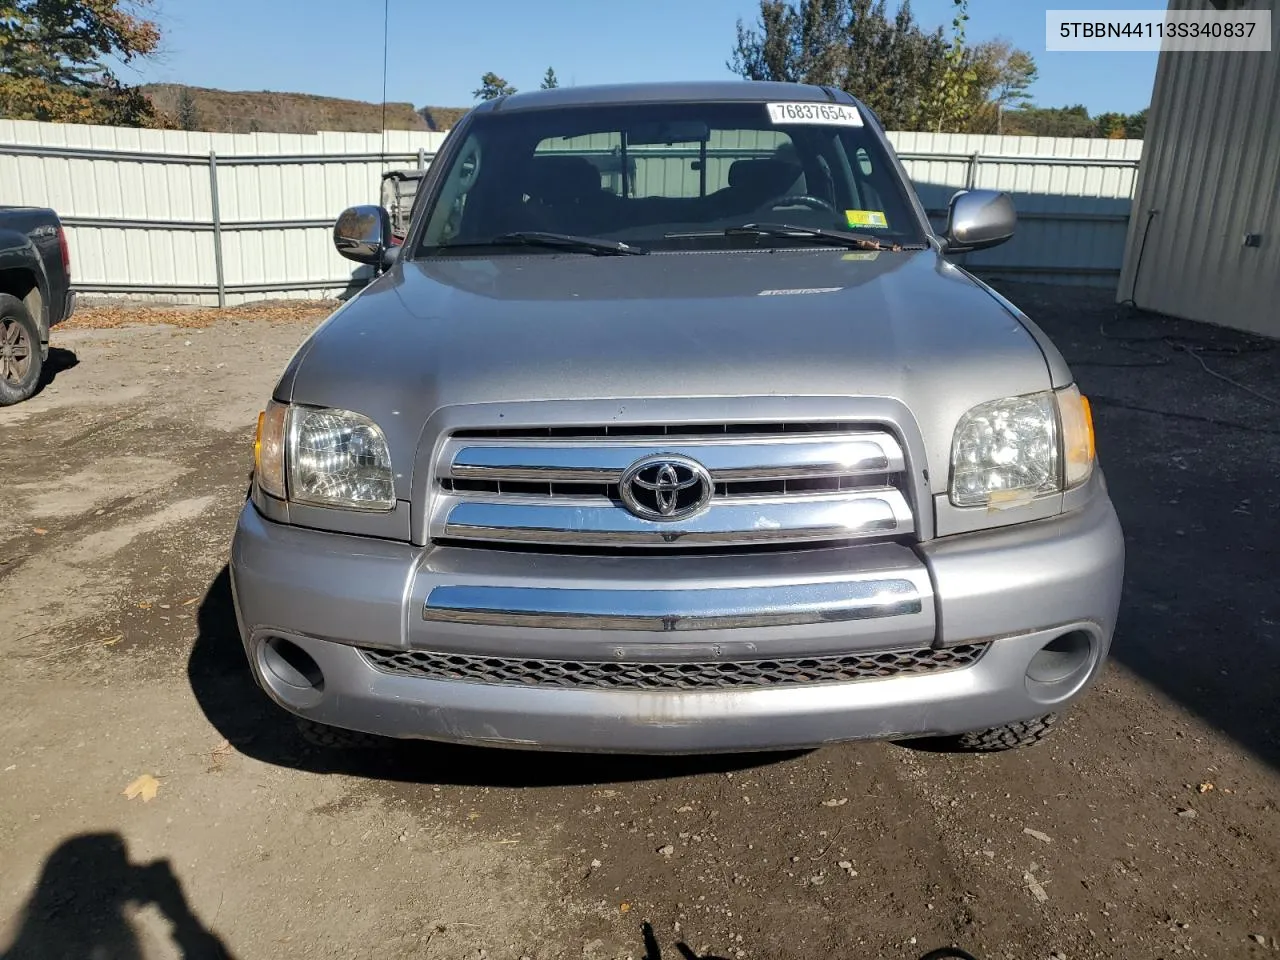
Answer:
[360,644,988,689]
[431,422,916,549]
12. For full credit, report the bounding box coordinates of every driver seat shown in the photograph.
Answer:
[716,158,804,216]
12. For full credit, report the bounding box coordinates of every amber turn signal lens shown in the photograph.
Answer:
[255,401,289,500]
[1057,384,1095,489]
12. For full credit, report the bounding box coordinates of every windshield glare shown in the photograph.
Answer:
[416,101,927,254]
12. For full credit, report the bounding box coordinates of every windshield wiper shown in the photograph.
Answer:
[667,222,908,252]
[437,231,647,256]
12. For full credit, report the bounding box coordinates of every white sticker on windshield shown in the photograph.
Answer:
[766,102,863,127]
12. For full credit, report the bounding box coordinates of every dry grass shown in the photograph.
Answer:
[143,84,435,135]
[419,106,469,132]
[65,299,338,330]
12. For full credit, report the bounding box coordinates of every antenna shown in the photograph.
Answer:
[380,0,390,173]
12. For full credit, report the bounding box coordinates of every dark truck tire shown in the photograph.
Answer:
[0,294,43,406]
[295,717,383,750]
[952,714,1058,751]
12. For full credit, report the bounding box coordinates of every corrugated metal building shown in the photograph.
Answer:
[1117,0,1280,337]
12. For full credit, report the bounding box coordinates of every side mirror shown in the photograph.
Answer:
[334,205,394,266]
[943,189,1016,253]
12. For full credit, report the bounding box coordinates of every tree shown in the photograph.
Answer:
[928,0,976,132]
[729,0,953,131]
[1124,108,1147,139]
[1000,104,1097,138]
[0,0,163,125]
[1095,111,1127,139]
[473,72,516,101]
[176,86,198,130]
[728,0,1034,133]
[540,66,559,90]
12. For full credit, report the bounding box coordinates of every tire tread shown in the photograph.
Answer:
[954,714,1058,751]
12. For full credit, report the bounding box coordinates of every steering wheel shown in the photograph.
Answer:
[770,194,836,212]
[456,141,482,189]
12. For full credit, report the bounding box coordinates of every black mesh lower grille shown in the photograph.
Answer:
[359,644,988,690]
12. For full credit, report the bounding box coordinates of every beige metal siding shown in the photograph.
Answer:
[1118,0,1280,336]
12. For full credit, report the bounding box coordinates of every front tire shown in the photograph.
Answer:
[0,294,43,406]
[295,717,383,750]
[951,714,1058,751]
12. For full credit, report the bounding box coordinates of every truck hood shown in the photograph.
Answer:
[282,248,1056,498]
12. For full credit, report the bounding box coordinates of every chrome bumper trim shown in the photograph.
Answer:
[422,579,923,631]
[441,488,914,546]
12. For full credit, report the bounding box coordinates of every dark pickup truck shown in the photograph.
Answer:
[0,206,75,405]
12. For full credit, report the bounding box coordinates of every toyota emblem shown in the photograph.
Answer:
[620,455,714,522]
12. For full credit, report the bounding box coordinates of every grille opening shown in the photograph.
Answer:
[432,537,895,557]
[362,644,988,689]
[451,421,865,440]
[441,474,896,499]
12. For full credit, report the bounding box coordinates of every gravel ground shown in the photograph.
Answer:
[0,282,1277,960]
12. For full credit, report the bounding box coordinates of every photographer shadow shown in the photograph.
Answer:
[1,833,233,960]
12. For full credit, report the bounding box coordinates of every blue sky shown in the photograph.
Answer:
[130,0,1158,116]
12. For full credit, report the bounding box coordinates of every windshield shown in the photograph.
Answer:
[415,100,928,255]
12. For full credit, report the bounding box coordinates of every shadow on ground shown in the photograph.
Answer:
[1,833,233,960]
[42,346,79,383]
[990,281,1280,772]
[189,567,799,786]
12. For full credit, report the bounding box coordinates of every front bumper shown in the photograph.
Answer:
[229,482,1124,753]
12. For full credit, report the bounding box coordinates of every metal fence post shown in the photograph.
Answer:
[417,147,426,170]
[966,152,981,190]
[208,151,226,308]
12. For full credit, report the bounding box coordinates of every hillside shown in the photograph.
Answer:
[418,105,470,132]
[143,84,467,135]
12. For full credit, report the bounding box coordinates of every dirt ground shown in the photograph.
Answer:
[1,283,1277,960]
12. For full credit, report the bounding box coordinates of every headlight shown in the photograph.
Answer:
[254,401,394,511]
[288,406,394,510]
[949,386,1095,508]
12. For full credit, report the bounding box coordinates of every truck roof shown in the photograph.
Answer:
[479,81,856,114]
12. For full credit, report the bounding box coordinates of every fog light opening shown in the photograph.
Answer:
[1025,630,1096,702]
[261,636,325,698]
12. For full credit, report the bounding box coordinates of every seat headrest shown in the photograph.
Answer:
[727,158,802,195]
[523,155,602,203]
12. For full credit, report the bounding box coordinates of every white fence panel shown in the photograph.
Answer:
[0,119,445,305]
[1,119,1141,303]
[889,131,1143,286]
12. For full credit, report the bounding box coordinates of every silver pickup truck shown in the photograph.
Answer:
[231,82,1124,754]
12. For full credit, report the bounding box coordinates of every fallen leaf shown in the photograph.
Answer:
[32,528,47,536]
[620,902,631,913]
[123,774,161,802]
[1197,782,1215,794]
[102,635,124,647]
[137,601,152,610]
